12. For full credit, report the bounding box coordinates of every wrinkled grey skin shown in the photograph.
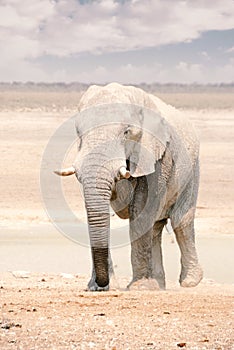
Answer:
[58,83,203,291]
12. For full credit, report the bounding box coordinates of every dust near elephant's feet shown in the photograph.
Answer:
[127,278,160,291]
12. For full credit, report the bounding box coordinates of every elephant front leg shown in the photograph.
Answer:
[128,227,161,290]
[129,229,153,282]
[151,220,167,289]
[128,177,160,290]
[173,220,203,287]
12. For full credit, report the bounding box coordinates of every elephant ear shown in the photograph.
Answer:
[126,107,170,177]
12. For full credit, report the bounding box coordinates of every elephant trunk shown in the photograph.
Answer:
[82,163,113,288]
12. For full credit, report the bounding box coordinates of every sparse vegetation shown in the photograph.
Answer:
[0,82,233,111]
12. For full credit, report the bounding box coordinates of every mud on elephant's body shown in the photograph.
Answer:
[55,83,203,290]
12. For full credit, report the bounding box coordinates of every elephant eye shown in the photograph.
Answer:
[124,127,131,136]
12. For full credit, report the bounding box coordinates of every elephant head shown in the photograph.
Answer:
[55,88,170,290]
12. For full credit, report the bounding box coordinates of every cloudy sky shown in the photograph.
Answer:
[0,0,234,84]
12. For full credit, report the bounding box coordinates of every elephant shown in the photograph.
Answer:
[55,82,203,291]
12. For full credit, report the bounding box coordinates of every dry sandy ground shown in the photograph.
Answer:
[0,89,234,349]
[0,273,233,350]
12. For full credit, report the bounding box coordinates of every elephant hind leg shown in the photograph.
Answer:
[151,219,167,289]
[172,218,203,287]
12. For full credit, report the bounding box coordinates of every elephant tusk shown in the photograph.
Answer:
[54,166,76,176]
[119,166,131,179]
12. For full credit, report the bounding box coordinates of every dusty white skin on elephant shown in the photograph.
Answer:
[78,83,199,164]
[52,83,203,291]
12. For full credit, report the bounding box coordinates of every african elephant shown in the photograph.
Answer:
[55,83,203,291]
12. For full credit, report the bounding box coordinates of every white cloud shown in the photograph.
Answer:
[226,46,234,53]
[208,57,234,83]
[0,57,47,82]
[1,0,234,56]
[200,51,211,60]
[0,0,234,81]
[175,61,203,83]
[69,60,234,84]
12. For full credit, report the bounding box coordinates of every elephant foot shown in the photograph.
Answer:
[87,278,109,292]
[180,264,203,288]
[127,278,160,291]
